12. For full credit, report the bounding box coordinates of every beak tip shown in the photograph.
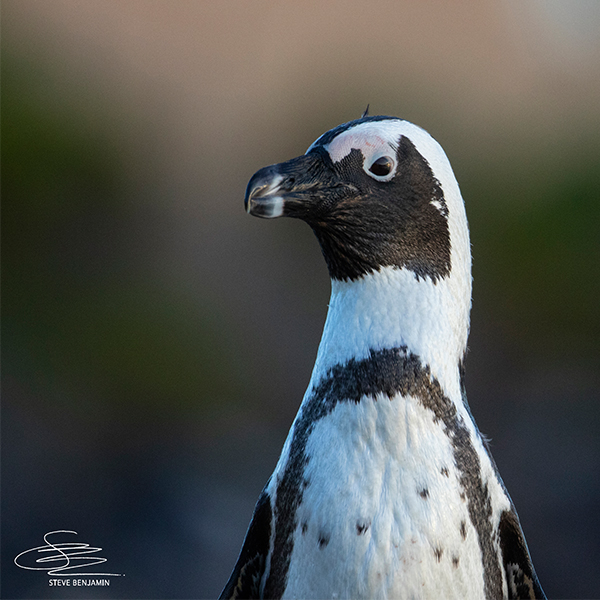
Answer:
[245,169,286,218]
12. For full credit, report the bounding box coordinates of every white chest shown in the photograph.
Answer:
[269,391,505,599]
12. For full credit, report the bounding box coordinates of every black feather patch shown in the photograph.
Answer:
[219,490,272,599]
[499,510,546,599]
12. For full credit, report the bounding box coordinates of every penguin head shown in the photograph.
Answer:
[245,116,468,285]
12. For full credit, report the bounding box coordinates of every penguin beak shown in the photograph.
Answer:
[244,166,288,219]
[244,153,336,220]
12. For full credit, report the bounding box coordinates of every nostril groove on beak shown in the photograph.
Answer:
[277,176,296,193]
[250,184,270,199]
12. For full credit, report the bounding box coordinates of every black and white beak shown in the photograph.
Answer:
[244,152,350,221]
[244,164,288,218]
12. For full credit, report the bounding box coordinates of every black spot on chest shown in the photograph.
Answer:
[356,519,371,535]
[460,520,467,540]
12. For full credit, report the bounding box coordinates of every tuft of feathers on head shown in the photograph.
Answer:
[361,104,370,118]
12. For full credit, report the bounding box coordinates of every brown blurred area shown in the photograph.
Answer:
[2,1,599,598]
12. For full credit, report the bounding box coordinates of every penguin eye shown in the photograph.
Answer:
[367,156,394,178]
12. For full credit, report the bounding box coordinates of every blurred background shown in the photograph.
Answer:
[2,1,599,598]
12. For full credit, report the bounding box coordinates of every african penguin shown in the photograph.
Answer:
[220,114,545,599]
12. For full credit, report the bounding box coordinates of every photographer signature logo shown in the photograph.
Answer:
[14,530,123,577]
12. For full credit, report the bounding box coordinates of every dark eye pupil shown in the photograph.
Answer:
[369,156,393,177]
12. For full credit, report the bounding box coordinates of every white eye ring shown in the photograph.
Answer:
[365,155,396,181]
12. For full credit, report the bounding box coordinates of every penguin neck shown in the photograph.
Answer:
[310,265,471,402]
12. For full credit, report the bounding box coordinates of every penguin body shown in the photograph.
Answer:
[221,116,545,600]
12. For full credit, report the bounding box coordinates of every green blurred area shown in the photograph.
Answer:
[466,152,600,359]
[3,53,241,414]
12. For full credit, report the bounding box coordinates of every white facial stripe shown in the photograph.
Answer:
[325,130,393,164]
[309,120,449,179]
